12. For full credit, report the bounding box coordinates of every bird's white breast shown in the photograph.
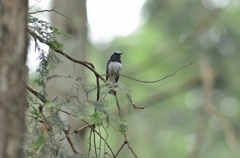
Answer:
[108,62,122,75]
[108,62,122,83]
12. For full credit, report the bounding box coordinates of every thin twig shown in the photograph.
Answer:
[63,126,82,155]
[119,61,195,83]
[105,152,113,158]
[102,124,109,158]
[114,93,123,117]
[127,143,138,158]
[26,85,55,137]
[124,134,137,158]
[59,109,79,118]
[115,141,127,157]
[125,93,146,109]
[29,5,76,23]
[78,80,89,99]
[76,133,83,154]
[55,48,106,81]
[58,124,90,141]
[87,129,93,156]
[113,91,138,157]
[54,48,106,99]
[81,120,115,157]
[98,126,102,157]
[26,114,45,123]
[29,1,41,10]
[28,31,105,83]
[93,129,98,157]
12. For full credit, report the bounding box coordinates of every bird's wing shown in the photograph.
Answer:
[106,60,110,81]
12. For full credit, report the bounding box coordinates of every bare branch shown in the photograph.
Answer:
[87,129,93,156]
[125,93,146,109]
[113,93,138,157]
[58,124,90,142]
[28,1,41,10]
[93,129,98,157]
[63,126,82,155]
[28,30,103,79]
[102,124,109,158]
[28,30,105,104]
[29,6,76,23]
[115,141,127,157]
[81,120,115,157]
[113,93,123,117]
[119,61,195,83]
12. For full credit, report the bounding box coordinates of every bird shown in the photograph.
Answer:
[106,52,123,84]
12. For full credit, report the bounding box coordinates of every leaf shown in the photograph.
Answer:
[119,124,127,134]
[90,111,102,126]
[32,134,46,151]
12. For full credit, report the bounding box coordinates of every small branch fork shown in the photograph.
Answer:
[113,93,138,157]
[63,126,82,155]
[125,92,146,109]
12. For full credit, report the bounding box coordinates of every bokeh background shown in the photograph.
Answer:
[28,0,240,157]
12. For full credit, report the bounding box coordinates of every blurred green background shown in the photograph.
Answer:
[90,1,240,157]
[29,0,240,157]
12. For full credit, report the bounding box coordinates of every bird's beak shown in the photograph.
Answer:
[120,52,123,55]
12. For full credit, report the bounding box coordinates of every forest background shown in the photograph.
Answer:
[3,0,240,158]
[28,0,240,158]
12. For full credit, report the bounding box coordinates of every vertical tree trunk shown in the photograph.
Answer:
[0,0,28,158]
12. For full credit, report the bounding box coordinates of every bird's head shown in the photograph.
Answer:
[109,52,123,61]
[112,52,123,56]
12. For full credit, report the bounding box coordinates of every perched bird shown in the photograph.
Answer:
[106,52,123,83]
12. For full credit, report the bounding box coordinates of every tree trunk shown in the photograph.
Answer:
[0,0,28,158]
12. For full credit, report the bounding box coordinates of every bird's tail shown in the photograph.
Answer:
[108,89,116,95]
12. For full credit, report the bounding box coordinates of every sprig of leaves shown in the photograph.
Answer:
[28,16,69,96]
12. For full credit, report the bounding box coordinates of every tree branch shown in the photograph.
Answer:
[28,30,106,82]
[81,120,115,157]
[119,61,195,83]
[27,85,47,103]
[63,126,82,155]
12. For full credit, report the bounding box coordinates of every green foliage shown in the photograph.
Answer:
[28,16,70,50]
[28,16,64,96]
[26,15,132,157]
[90,111,102,126]
[34,52,48,92]
[32,134,46,152]
[118,119,127,134]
